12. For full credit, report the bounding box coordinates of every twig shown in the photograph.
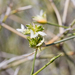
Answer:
[46,35,75,46]
[45,19,75,45]
[0,51,36,69]
[2,3,12,22]
[14,67,20,75]
[49,0,63,33]
[46,22,68,28]
[1,23,27,39]
[33,54,61,75]
[11,5,32,14]
[62,0,70,24]
[31,49,37,75]
[46,28,72,44]
[0,50,75,69]
[1,58,29,69]
[47,19,75,65]
[0,51,40,69]
[2,5,32,22]
[49,0,62,25]
[70,19,75,27]
[0,51,74,59]
[36,21,68,28]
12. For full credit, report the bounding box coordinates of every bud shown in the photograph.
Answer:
[33,10,47,23]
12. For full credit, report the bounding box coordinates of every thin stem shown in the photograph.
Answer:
[46,22,68,28]
[33,54,61,75]
[46,35,75,46]
[62,0,69,24]
[31,49,37,75]
[35,22,68,28]
[2,15,8,23]
[49,0,62,25]
[1,23,27,39]
[45,19,75,45]
[2,6,11,23]
[11,5,32,14]
[70,19,75,27]
[49,0,63,33]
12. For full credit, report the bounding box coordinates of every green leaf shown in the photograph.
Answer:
[35,25,44,32]
[26,24,33,30]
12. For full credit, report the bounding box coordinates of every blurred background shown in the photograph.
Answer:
[0,0,75,75]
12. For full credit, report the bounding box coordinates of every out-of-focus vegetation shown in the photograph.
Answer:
[0,0,75,75]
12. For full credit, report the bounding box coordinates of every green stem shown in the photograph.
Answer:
[31,49,37,75]
[70,19,75,27]
[35,21,68,28]
[46,22,68,28]
[33,54,61,75]
[2,15,8,23]
[46,35,75,46]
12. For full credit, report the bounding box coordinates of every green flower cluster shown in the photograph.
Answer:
[16,24,46,48]
[27,34,43,48]
[25,24,44,34]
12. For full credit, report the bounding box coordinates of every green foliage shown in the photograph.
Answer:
[26,24,44,33]
[24,29,30,35]
[26,24,34,30]
[27,35,43,48]
[35,25,44,32]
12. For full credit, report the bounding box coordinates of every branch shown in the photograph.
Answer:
[49,0,63,33]
[2,2,12,22]
[33,54,61,75]
[46,28,72,44]
[1,23,27,39]
[46,35,75,46]
[46,22,68,28]
[11,5,32,14]
[45,19,75,45]
[14,66,20,75]
[62,0,70,24]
